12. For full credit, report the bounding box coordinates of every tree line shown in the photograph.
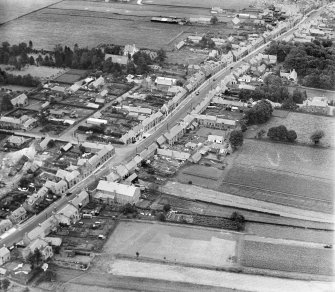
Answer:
[0,67,41,87]
[265,40,335,90]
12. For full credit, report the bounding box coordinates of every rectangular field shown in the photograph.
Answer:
[105,221,238,268]
[240,239,334,276]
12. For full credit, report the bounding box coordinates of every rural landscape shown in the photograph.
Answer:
[0,0,334,291]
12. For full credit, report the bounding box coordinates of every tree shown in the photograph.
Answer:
[0,278,10,290]
[292,88,306,104]
[163,204,171,212]
[34,248,42,266]
[281,97,298,110]
[287,130,297,142]
[210,15,218,25]
[156,48,167,64]
[0,94,13,112]
[310,130,325,145]
[230,212,245,231]
[229,130,243,149]
[29,56,35,65]
[244,100,273,125]
[29,40,33,50]
[27,252,36,269]
[158,213,166,222]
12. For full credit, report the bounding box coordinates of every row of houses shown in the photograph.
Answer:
[0,115,38,131]
[7,144,115,224]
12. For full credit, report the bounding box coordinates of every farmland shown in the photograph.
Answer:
[246,111,335,147]
[103,221,239,268]
[240,238,334,276]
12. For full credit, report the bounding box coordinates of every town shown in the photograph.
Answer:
[0,0,334,291]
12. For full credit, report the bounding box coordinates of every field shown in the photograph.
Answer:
[240,239,334,276]
[54,69,88,84]
[0,65,65,80]
[219,139,334,213]
[104,221,238,268]
[167,49,207,65]
[246,111,335,147]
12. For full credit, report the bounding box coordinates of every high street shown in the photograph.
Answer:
[0,5,327,248]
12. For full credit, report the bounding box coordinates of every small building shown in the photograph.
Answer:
[0,219,13,235]
[155,77,176,91]
[86,118,108,126]
[280,69,298,83]
[56,204,80,225]
[95,180,141,204]
[116,164,129,179]
[6,136,28,147]
[124,44,139,57]
[8,207,27,224]
[91,76,105,89]
[0,247,10,266]
[302,96,329,115]
[208,135,224,144]
[11,93,28,108]
[61,142,73,152]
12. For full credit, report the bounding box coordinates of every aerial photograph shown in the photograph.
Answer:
[0,0,334,291]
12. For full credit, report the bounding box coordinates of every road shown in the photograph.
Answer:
[0,5,327,247]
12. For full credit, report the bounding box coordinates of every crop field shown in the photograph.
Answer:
[246,111,335,147]
[142,0,254,10]
[218,140,334,212]
[240,239,334,276]
[104,221,238,268]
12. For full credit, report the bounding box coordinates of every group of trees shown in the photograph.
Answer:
[0,41,34,70]
[238,75,307,106]
[265,40,335,90]
[0,68,40,87]
[229,130,244,149]
[267,125,297,142]
[198,36,216,49]
[244,100,273,125]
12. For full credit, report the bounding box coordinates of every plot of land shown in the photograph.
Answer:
[240,239,334,276]
[105,221,238,268]
[54,69,87,84]
[0,65,65,80]
[246,111,335,147]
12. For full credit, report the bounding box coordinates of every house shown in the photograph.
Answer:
[91,76,105,89]
[0,247,10,266]
[0,219,13,235]
[71,190,89,209]
[23,215,59,245]
[187,35,203,44]
[22,238,53,261]
[190,151,202,164]
[155,77,176,91]
[49,109,68,118]
[46,179,68,195]
[23,118,38,130]
[156,135,167,147]
[81,142,106,153]
[232,17,241,25]
[25,186,49,211]
[0,116,24,130]
[192,114,237,130]
[8,207,27,224]
[116,165,129,179]
[39,137,52,151]
[163,124,184,145]
[208,135,224,144]
[95,181,141,204]
[157,148,190,161]
[56,204,80,225]
[11,93,28,108]
[51,86,66,94]
[106,171,121,182]
[125,159,138,173]
[86,118,108,126]
[280,69,298,83]
[61,142,73,152]
[124,44,139,57]
[302,96,329,115]
[104,54,129,65]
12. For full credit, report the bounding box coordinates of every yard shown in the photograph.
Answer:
[246,111,335,147]
[103,221,238,268]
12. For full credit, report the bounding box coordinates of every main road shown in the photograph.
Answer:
[0,5,327,248]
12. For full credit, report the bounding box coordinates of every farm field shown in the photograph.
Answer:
[0,0,60,24]
[104,221,239,268]
[246,111,335,147]
[240,239,334,276]
[141,0,254,10]
[167,49,207,65]
[0,8,186,50]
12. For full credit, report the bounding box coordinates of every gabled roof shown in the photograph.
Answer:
[0,247,10,257]
[125,159,137,172]
[155,77,176,86]
[97,180,139,197]
[11,93,28,106]
[57,203,78,218]
[116,165,129,178]
[71,191,89,207]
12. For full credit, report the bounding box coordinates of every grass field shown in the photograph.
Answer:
[246,111,335,147]
[241,239,334,276]
[0,65,65,79]
[104,221,238,268]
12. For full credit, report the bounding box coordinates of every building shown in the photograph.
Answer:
[95,180,141,204]
[11,93,28,108]
[157,148,190,161]
[86,118,108,126]
[0,219,13,235]
[302,96,329,115]
[45,179,68,195]
[208,135,224,144]
[71,191,90,209]
[87,145,115,170]
[192,114,237,130]
[22,238,53,261]
[8,206,27,224]
[280,69,298,82]
[124,44,139,57]
[6,136,28,148]
[0,116,24,130]
[0,247,10,266]
[56,204,80,225]
[81,142,106,153]
[25,186,49,211]
[91,76,105,89]
[155,77,176,91]
[163,124,184,146]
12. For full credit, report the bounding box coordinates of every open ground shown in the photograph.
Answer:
[103,221,239,268]
[246,111,335,147]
